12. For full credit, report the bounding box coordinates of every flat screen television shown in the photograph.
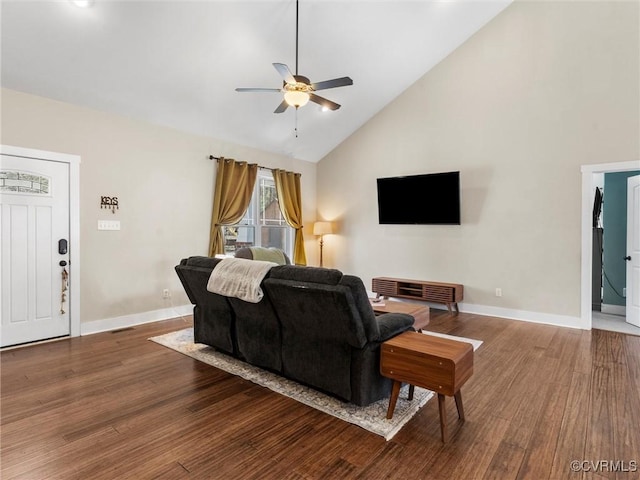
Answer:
[377,171,461,225]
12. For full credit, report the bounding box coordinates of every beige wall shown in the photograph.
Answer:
[317,1,639,325]
[1,88,317,327]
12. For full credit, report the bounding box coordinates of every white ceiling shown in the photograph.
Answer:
[1,0,512,163]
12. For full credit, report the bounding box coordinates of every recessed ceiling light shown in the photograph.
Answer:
[71,0,93,8]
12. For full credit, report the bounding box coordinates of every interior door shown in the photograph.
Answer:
[1,155,70,347]
[626,175,640,327]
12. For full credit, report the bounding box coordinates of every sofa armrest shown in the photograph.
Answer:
[376,313,415,341]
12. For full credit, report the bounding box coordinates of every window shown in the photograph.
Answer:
[0,170,50,195]
[223,169,293,256]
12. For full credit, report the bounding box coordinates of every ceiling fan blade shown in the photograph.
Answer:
[309,93,341,111]
[274,99,289,114]
[273,63,296,84]
[311,76,353,91]
[235,88,281,93]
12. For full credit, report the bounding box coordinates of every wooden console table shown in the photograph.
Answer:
[380,331,474,442]
[372,277,463,314]
[371,299,430,331]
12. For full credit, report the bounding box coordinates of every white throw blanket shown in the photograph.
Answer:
[206,257,277,303]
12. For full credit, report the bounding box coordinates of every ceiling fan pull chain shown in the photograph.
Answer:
[295,108,299,138]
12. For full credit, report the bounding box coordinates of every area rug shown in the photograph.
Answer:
[149,328,481,441]
[422,330,483,351]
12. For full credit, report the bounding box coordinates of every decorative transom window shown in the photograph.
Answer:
[0,171,50,194]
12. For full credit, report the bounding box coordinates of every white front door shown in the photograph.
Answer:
[626,175,640,327]
[1,155,70,347]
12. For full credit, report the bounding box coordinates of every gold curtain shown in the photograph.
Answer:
[272,169,307,265]
[208,158,258,256]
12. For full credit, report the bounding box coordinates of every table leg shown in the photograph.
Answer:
[454,390,465,421]
[438,393,447,442]
[408,384,415,401]
[386,380,402,419]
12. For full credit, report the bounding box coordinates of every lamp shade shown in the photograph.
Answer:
[313,221,333,236]
[284,90,310,108]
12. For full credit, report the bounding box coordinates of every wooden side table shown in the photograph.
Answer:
[380,331,474,442]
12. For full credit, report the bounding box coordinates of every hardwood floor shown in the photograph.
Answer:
[2,311,639,479]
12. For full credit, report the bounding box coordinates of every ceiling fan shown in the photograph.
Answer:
[235,0,353,114]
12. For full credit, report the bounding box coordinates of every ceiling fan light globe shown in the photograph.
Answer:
[284,90,310,108]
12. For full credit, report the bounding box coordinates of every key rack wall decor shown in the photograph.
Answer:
[100,196,119,213]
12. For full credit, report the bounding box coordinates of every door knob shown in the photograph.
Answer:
[624,256,632,261]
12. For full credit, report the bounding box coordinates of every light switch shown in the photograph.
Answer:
[98,220,121,231]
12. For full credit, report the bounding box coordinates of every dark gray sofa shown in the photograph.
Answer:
[175,256,415,406]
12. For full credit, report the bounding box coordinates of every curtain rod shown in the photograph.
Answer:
[209,155,300,176]
[209,155,273,172]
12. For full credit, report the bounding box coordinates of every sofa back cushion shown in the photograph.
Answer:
[268,265,342,284]
[183,256,221,269]
[175,256,236,355]
[228,291,282,372]
[263,277,368,402]
[338,275,380,342]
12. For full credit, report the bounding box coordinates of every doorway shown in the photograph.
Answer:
[581,161,640,333]
[0,145,80,347]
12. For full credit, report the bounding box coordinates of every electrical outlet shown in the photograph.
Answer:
[98,220,120,231]
[495,288,502,297]
[162,289,170,299]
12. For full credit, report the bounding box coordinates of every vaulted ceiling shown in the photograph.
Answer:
[1,1,512,162]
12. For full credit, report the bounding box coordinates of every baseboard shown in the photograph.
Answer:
[601,304,626,316]
[381,298,586,329]
[81,300,586,336]
[437,302,585,330]
[81,304,193,336]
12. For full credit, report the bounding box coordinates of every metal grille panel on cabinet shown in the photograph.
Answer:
[372,278,398,297]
